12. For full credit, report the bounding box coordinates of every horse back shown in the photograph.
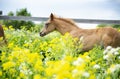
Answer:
[99,27,120,47]
[82,27,120,49]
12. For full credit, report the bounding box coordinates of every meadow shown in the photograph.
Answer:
[0,25,120,79]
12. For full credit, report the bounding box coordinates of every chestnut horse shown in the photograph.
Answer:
[0,25,7,45]
[40,13,120,52]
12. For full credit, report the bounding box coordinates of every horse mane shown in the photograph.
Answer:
[56,17,78,27]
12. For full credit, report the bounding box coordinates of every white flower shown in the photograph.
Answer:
[116,64,120,69]
[109,48,116,54]
[73,58,84,66]
[103,50,108,55]
[114,52,119,55]
[19,62,33,75]
[73,61,80,66]
[109,64,120,73]
[93,64,100,69]
[72,69,78,74]
[109,66,116,73]
[82,72,90,78]
[19,62,26,70]
[77,58,84,63]
[106,46,112,50]
[40,51,44,55]
[72,69,78,77]
[116,47,120,51]
[118,56,120,59]
[47,48,52,52]
[103,55,109,60]
[28,69,33,75]
[45,58,49,61]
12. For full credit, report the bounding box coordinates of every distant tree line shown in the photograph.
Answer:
[3,8,35,29]
[97,24,120,29]
[2,8,120,29]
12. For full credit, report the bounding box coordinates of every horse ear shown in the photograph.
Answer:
[50,13,54,21]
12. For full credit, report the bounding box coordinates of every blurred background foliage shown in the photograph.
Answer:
[97,24,120,29]
[2,8,35,30]
[1,8,120,30]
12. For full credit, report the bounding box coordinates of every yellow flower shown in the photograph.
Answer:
[23,43,29,47]
[83,52,89,56]
[107,64,117,74]
[89,74,96,79]
[107,69,111,74]
[64,56,73,62]
[105,76,111,79]
[56,74,64,79]
[0,37,3,41]
[62,71,72,79]
[0,70,2,76]
[2,61,16,70]
[9,68,16,74]
[45,67,54,76]
[8,42,14,48]
[9,25,14,30]
[76,63,86,71]
[91,61,96,66]
[34,61,43,72]
[13,46,21,51]
[1,52,6,61]
[33,74,41,79]
[28,53,41,64]
[119,29,120,32]
[2,25,8,30]
[19,72,26,78]
[17,77,21,79]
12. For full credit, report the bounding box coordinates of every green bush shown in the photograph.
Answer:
[3,8,35,29]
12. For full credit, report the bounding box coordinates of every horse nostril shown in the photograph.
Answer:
[40,32,46,37]
[40,32,42,36]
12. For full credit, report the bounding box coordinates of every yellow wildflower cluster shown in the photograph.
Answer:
[0,25,120,79]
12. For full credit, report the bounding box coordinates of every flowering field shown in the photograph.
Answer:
[0,25,120,79]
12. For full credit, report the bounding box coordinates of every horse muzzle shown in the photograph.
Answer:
[40,32,46,37]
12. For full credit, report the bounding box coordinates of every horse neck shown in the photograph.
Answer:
[54,19,82,36]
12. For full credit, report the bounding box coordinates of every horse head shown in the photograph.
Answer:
[40,13,56,37]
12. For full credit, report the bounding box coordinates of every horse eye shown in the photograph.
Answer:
[45,23,49,26]
[45,23,50,28]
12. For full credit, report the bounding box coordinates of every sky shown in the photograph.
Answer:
[0,0,120,29]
